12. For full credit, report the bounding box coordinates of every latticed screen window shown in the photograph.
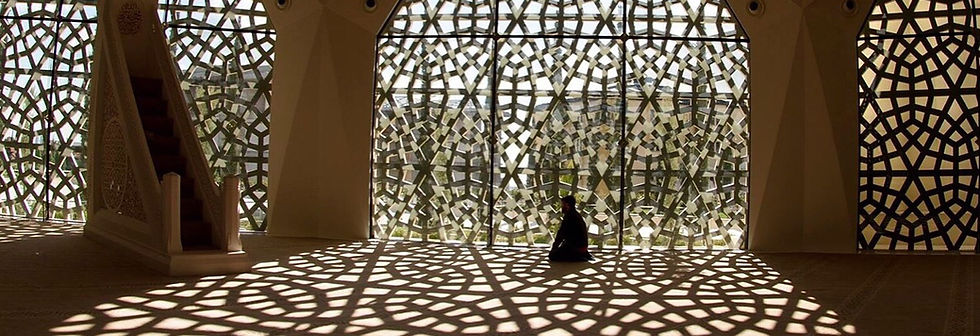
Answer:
[163,0,275,231]
[0,0,95,221]
[0,0,273,231]
[373,0,750,249]
[858,0,980,251]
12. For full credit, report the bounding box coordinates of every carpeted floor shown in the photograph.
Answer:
[0,218,975,335]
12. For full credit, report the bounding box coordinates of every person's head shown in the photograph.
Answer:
[560,195,576,213]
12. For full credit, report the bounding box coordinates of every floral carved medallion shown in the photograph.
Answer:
[117,1,142,35]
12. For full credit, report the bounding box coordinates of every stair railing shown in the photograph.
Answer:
[88,1,250,275]
[145,3,239,250]
[95,2,165,230]
[161,173,183,253]
[221,176,244,251]
[95,0,241,252]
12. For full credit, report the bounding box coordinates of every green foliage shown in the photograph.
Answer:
[391,226,408,238]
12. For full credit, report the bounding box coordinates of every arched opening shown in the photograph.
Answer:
[372,0,750,249]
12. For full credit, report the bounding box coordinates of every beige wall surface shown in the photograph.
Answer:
[266,0,876,251]
[732,0,873,252]
[264,0,396,239]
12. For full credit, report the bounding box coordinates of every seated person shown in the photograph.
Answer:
[549,195,594,262]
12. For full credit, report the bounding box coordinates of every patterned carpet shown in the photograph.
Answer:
[0,218,975,335]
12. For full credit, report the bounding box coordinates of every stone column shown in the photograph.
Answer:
[262,0,397,239]
[730,0,874,252]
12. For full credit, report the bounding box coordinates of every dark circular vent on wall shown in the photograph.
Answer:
[842,0,857,15]
[747,0,764,15]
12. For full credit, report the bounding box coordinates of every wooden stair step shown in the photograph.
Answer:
[152,155,186,177]
[180,177,196,197]
[131,77,217,252]
[130,77,163,98]
[147,134,180,155]
[141,115,174,137]
[180,198,203,221]
[180,219,214,249]
[135,96,168,116]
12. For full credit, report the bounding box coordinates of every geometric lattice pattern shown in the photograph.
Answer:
[374,37,493,244]
[164,0,274,230]
[0,1,91,221]
[49,18,96,221]
[493,37,623,248]
[374,0,749,249]
[624,39,749,249]
[163,0,274,32]
[44,240,861,335]
[164,0,274,231]
[100,87,146,221]
[166,2,275,230]
[0,16,51,219]
[0,0,273,230]
[858,0,980,251]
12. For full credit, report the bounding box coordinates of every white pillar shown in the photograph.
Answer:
[161,173,182,254]
[222,175,243,251]
[731,0,874,252]
[262,0,397,239]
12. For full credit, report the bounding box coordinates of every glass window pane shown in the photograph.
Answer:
[0,18,56,218]
[0,0,59,19]
[623,40,748,249]
[858,32,980,251]
[383,0,494,36]
[169,0,273,32]
[46,21,96,221]
[627,0,745,38]
[861,0,974,37]
[374,37,493,244]
[60,0,98,21]
[494,38,623,248]
[170,27,274,231]
[497,0,625,36]
[374,0,749,248]
[48,75,89,220]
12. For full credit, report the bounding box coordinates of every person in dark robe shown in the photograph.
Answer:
[549,195,594,262]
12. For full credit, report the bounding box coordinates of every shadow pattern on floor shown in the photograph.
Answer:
[0,219,975,335]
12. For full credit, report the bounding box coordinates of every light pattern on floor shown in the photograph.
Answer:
[0,218,81,244]
[50,241,855,335]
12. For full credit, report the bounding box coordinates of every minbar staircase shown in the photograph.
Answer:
[131,77,213,250]
[85,0,248,277]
